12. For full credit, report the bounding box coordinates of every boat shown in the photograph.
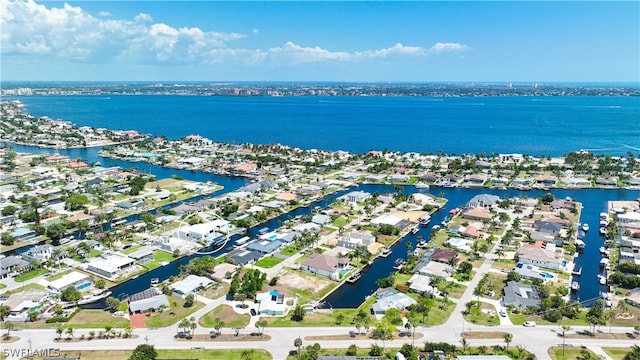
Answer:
[77,290,112,305]
[581,223,589,232]
[599,220,609,227]
[150,278,159,285]
[600,212,608,220]
[235,236,250,246]
[418,215,431,227]
[411,225,420,235]
[599,227,607,235]
[597,275,607,285]
[380,247,392,257]
[599,246,607,254]
[575,239,585,251]
[571,281,580,291]
[346,270,361,283]
[393,258,405,270]
[414,181,429,189]
[571,265,582,276]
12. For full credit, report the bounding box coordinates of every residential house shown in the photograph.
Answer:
[337,191,371,203]
[45,271,93,293]
[3,290,49,322]
[128,287,170,314]
[0,256,30,279]
[11,227,37,242]
[460,207,493,221]
[371,288,417,315]
[337,232,376,250]
[299,253,349,281]
[87,254,136,279]
[467,194,500,209]
[502,281,541,309]
[171,275,213,298]
[255,290,290,316]
[516,245,564,271]
[418,260,452,278]
[20,244,54,262]
[533,220,562,235]
[430,248,458,264]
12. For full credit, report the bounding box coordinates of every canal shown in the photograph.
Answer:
[5,144,640,309]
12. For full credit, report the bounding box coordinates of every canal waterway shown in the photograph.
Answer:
[5,144,640,309]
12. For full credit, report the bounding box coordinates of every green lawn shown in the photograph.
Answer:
[15,267,50,282]
[548,346,597,360]
[66,310,131,329]
[123,245,142,254]
[279,245,299,256]
[0,283,6,289]
[141,250,176,270]
[254,256,283,269]
[1,283,46,296]
[144,295,204,328]
[199,304,250,328]
[602,347,631,360]
[332,217,349,228]
[463,302,500,326]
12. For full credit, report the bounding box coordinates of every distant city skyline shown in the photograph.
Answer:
[1,0,639,82]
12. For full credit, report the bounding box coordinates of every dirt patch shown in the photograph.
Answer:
[566,332,637,340]
[389,210,427,223]
[461,331,510,339]
[145,178,191,189]
[177,333,271,342]
[265,270,333,298]
[306,332,424,341]
[1,336,20,343]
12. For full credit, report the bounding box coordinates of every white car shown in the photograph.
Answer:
[523,321,536,327]
[499,310,507,317]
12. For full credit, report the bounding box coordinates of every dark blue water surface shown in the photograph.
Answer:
[11,95,640,156]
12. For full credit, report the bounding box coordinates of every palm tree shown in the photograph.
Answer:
[294,337,303,358]
[560,325,571,355]
[4,320,14,338]
[515,345,527,359]
[255,319,267,336]
[460,336,468,354]
[212,317,225,336]
[240,349,255,360]
[503,333,513,349]
[65,326,74,339]
[624,345,640,360]
[473,286,483,307]
[55,326,63,340]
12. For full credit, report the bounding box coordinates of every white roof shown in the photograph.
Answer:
[171,274,213,295]
[371,214,404,226]
[45,271,91,291]
[88,255,135,273]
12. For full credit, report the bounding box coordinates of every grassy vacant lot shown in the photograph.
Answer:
[141,250,177,270]
[548,346,597,360]
[2,283,46,297]
[15,267,49,282]
[66,309,131,329]
[144,295,205,328]
[25,349,272,360]
[602,347,631,360]
[199,304,250,328]
[464,302,500,326]
[254,256,283,269]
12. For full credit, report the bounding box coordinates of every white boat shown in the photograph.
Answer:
[581,223,589,232]
[600,212,608,220]
[235,236,250,246]
[599,227,607,235]
[575,239,585,250]
[150,278,159,285]
[571,281,580,291]
[411,225,420,235]
[380,247,392,257]
[414,181,429,189]
[418,215,431,227]
[77,290,112,305]
[597,275,607,285]
[599,220,609,227]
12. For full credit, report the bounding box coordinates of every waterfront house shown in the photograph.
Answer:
[2,289,49,322]
[516,244,564,271]
[255,290,290,316]
[177,220,231,242]
[226,248,263,265]
[446,237,474,253]
[467,194,500,209]
[128,287,170,314]
[299,253,349,281]
[45,271,93,293]
[536,175,557,187]
[337,190,371,203]
[10,227,37,242]
[127,246,155,263]
[408,274,437,295]
[371,288,417,315]
[418,260,452,279]
[411,193,438,207]
[337,231,376,251]
[533,220,562,235]
[86,254,136,279]
[171,274,213,298]
[463,174,488,187]
[311,214,331,225]
[502,281,541,309]
[247,239,284,255]
[0,256,30,279]
[460,207,493,222]
[459,225,481,239]
[20,244,54,262]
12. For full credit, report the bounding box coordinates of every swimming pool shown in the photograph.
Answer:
[540,272,554,279]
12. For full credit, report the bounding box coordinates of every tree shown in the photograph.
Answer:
[560,325,571,356]
[3,320,14,338]
[55,326,63,340]
[586,299,606,333]
[1,232,14,246]
[255,319,267,336]
[184,293,195,308]
[65,194,90,211]
[507,271,522,282]
[213,317,225,336]
[294,337,303,358]
[95,279,106,289]
[61,287,82,302]
[353,309,370,335]
[503,333,513,349]
[106,296,121,312]
[369,344,383,356]
[373,319,395,353]
[292,304,305,321]
[0,304,10,321]
[624,345,640,360]
[65,326,74,339]
[241,349,255,360]
[460,336,469,354]
[129,344,158,360]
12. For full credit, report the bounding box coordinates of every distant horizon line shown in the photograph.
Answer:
[2,80,639,86]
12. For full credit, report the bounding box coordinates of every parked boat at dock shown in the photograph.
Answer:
[380,247,392,257]
[581,223,589,232]
[77,290,112,305]
[346,270,361,283]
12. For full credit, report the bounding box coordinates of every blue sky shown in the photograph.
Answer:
[1,1,638,82]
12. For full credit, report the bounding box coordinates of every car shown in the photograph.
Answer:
[523,321,536,327]
[499,310,507,317]
[250,308,257,316]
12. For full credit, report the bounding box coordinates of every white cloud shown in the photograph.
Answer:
[98,11,111,17]
[134,13,152,23]
[1,0,469,68]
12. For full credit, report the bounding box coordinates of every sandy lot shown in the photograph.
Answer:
[145,178,193,189]
[265,270,333,297]
[389,210,428,222]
